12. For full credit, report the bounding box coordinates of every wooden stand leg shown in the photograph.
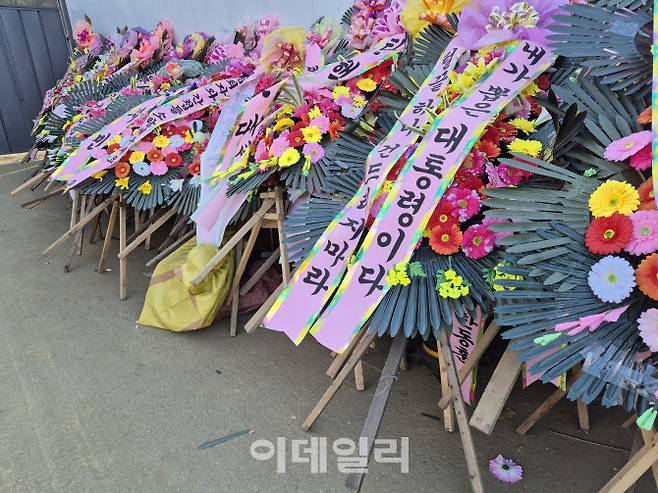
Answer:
[98,200,119,273]
[345,333,408,492]
[77,195,87,256]
[354,361,365,391]
[229,240,243,337]
[145,208,154,250]
[10,168,50,196]
[516,387,567,435]
[640,429,658,488]
[469,347,522,435]
[118,208,176,259]
[577,400,590,432]
[438,322,500,410]
[70,190,80,229]
[327,328,366,379]
[239,247,280,296]
[64,196,91,272]
[437,344,455,433]
[119,203,127,301]
[274,187,290,283]
[437,329,484,493]
[302,332,377,431]
[244,282,284,334]
[599,433,658,493]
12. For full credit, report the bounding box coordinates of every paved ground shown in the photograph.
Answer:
[0,161,654,493]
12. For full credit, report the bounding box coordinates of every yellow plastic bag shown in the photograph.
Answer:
[138,236,235,332]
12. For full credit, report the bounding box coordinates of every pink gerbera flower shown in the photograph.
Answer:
[497,162,533,185]
[604,131,652,162]
[445,187,481,222]
[489,455,523,484]
[625,210,658,255]
[270,130,291,157]
[310,115,330,133]
[629,144,651,171]
[462,224,496,259]
[303,142,325,163]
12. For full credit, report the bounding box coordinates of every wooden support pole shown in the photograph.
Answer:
[118,208,176,259]
[599,433,658,493]
[274,187,290,282]
[243,282,284,334]
[191,198,274,287]
[145,230,194,267]
[97,200,119,272]
[469,347,522,435]
[119,203,128,300]
[229,218,263,299]
[145,207,155,250]
[640,429,658,488]
[20,186,67,208]
[302,331,377,431]
[327,328,366,379]
[438,322,500,410]
[239,247,280,296]
[43,196,114,254]
[64,197,91,272]
[354,361,365,392]
[516,387,567,436]
[437,329,484,493]
[345,333,408,492]
[437,344,455,433]
[229,240,243,337]
[10,168,49,196]
[77,195,87,256]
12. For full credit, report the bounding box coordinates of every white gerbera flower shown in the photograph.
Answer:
[587,256,636,303]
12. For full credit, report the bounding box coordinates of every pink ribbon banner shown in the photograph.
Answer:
[309,41,554,352]
[55,77,245,185]
[263,39,466,342]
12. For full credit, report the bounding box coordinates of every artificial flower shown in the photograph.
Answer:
[489,455,523,484]
[279,147,301,168]
[288,129,306,148]
[150,161,168,176]
[165,152,183,167]
[587,256,636,304]
[629,144,651,171]
[589,180,640,218]
[637,254,658,301]
[462,224,496,259]
[132,161,151,176]
[308,106,322,119]
[387,263,411,287]
[91,170,107,180]
[507,138,542,157]
[429,223,463,255]
[427,199,459,229]
[497,162,532,185]
[260,27,305,71]
[585,213,633,255]
[168,135,185,148]
[356,77,377,92]
[301,125,322,144]
[625,211,658,256]
[353,95,367,108]
[187,161,201,175]
[114,162,131,178]
[372,0,406,42]
[138,181,153,195]
[332,86,350,101]
[604,131,652,162]
[445,187,481,222]
[639,178,656,210]
[436,268,470,298]
[477,139,501,159]
[341,104,361,119]
[310,115,330,133]
[638,309,658,352]
[273,118,295,132]
[456,0,569,50]
[637,107,652,125]
[401,0,463,36]
[303,142,324,163]
[146,148,164,162]
[73,19,99,51]
[508,118,536,134]
[272,130,293,155]
[115,177,129,190]
[129,151,145,164]
[460,149,485,176]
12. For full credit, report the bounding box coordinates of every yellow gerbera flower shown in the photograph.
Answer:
[589,180,640,217]
[92,170,107,180]
[152,135,169,148]
[129,151,145,164]
[307,106,321,119]
[332,86,350,100]
[138,181,152,195]
[273,118,295,132]
[509,118,536,134]
[353,95,366,108]
[301,125,322,143]
[356,77,377,92]
[278,147,301,168]
[507,138,542,157]
[115,177,129,190]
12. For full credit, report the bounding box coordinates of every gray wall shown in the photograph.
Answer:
[65,0,354,39]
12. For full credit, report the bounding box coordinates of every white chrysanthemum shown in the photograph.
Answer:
[638,309,658,352]
[587,256,636,303]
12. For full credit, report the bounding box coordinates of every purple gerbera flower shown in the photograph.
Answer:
[489,454,523,484]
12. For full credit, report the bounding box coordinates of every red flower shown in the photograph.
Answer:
[536,74,551,91]
[107,143,121,154]
[329,120,343,141]
[636,253,658,301]
[288,129,305,148]
[187,161,200,175]
[147,148,164,162]
[585,213,633,254]
[481,127,500,144]
[162,125,176,137]
[427,199,458,230]
[165,152,183,167]
[114,161,130,178]
[477,140,500,159]
[429,223,463,255]
[639,178,655,210]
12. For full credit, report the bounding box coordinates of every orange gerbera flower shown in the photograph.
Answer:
[639,178,656,211]
[114,161,130,178]
[637,253,658,301]
[429,223,462,255]
[147,148,164,162]
[637,107,651,125]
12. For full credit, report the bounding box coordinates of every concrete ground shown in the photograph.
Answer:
[0,161,654,493]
